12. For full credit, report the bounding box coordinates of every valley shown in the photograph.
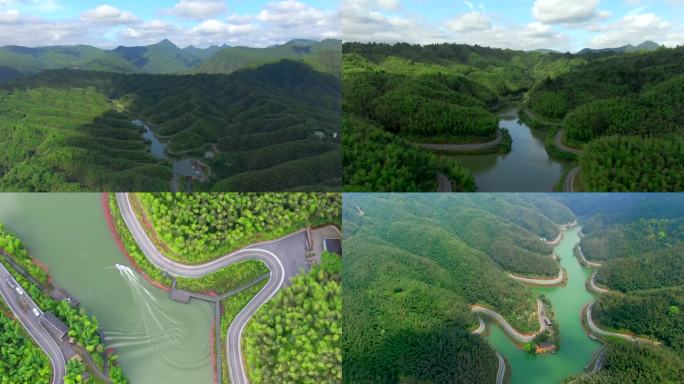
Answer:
[342,193,684,383]
[0,39,342,192]
[342,42,684,192]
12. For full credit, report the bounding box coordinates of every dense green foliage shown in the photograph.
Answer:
[528,47,684,123]
[244,252,341,384]
[343,117,475,192]
[344,42,684,192]
[595,245,684,292]
[527,48,684,191]
[1,59,341,192]
[194,39,341,76]
[108,193,268,294]
[64,359,86,384]
[0,86,169,191]
[579,135,684,191]
[583,218,684,262]
[0,39,341,81]
[0,224,128,383]
[343,194,572,383]
[0,224,48,283]
[594,288,684,354]
[578,203,684,364]
[137,192,341,263]
[568,342,684,384]
[0,308,52,383]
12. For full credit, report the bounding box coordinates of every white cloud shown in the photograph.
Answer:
[168,0,227,21]
[0,0,339,48]
[192,19,254,35]
[446,12,491,32]
[0,9,19,23]
[532,0,601,24]
[81,4,138,25]
[590,12,672,48]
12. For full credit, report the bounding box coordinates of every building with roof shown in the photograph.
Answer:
[40,311,69,339]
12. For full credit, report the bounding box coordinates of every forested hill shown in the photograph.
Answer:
[528,47,684,191]
[342,42,587,192]
[0,39,341,82]
[344,41,684,192]
[0,60,341,192]
[343,194,572,383]
[192,39,341,77]
[563,195,684,365]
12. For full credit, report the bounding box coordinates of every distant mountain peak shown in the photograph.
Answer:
[155,39,178,49]
[578,40,661,54]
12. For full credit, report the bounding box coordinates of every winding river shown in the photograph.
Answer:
[485,226,601,383]
[133,120,209,191]
[451,107,567,191]
[0,194,214,384]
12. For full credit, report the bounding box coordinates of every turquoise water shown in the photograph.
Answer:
[486,227,602,383]
[0,194,214,384]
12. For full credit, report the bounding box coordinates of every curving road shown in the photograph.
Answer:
[559,220,578,230]
[555,130,583,156]
[436,172,452,192]
[544,231,563,245]
[0,264,66,384]
[576,245,602,268]
[496,352,505,384]
[471,299,547,343]
[585,301,658,345]
[564,166,581,192]
[508,268,564,286]
[471,315,486,335]
[416,129,503,153]
[117,193,312,384]
[587,271,610,294]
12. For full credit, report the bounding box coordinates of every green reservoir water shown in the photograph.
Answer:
[452,107,566,192]
[486,226,601,383]
[0,194,214,384]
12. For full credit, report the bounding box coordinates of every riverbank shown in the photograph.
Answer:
[483,226,603,384]
[450,106,565,191]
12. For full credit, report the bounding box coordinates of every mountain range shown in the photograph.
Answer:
[531,41,662,55]
[0,38,341,82]
[577,40,662,54]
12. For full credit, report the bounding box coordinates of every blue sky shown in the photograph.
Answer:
[342,0,684,51]
[0,0,340,47]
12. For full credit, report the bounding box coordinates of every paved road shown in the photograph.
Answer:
[544,231,563,245]
[508,268,564,286]
[117,193,312,384]
[559,220,578,230]
[576,245,602,268]
[496,352,505,384]
[436,172,452,192]
[471,299,547,343]
[592,345,607,373]
[564,166,581,192]
[585,301,656,344]
[588,271,610,294]
[471,315,486,335]
[555,130,583,156]
[416,129,503,153]
[0,264,66,384]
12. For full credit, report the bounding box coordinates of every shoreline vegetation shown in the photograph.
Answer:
[343,41,684,192]
[107,192,342,384]
[0,222,128,384]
